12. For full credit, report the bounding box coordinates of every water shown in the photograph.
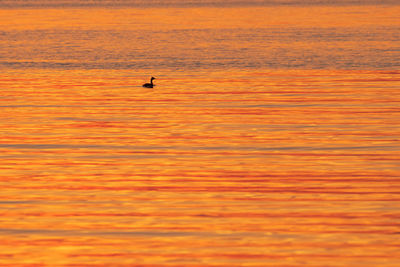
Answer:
[1,2,400,266]
[1,6,400,70]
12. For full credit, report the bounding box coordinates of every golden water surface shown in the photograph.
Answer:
[1,5,400,266]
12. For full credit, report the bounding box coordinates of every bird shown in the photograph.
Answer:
[142,77,156,88]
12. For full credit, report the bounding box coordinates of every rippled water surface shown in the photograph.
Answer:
[1,3,400,266]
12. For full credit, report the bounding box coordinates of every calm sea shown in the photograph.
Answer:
[1,1,400,266]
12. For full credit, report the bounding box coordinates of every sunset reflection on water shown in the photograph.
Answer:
[1,4,400,266]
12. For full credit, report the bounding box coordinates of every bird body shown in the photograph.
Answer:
[143,77,156,88]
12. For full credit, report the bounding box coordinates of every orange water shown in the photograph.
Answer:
[1,5,400,266]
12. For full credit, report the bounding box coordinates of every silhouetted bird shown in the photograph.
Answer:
[143,77,156,88]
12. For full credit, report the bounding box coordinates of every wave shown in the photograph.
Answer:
[0,0,399,8]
